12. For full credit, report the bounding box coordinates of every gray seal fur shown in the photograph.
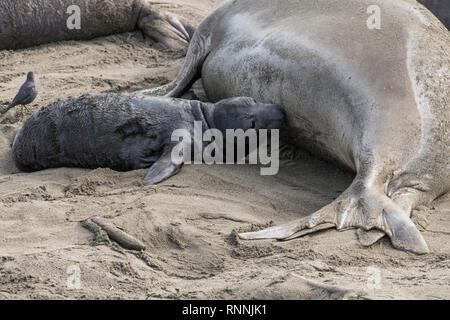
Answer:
[12,93,284,185]
[0,0,195,50]
[145,0,450,254]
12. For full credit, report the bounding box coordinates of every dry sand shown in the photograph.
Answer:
[0,0,449,300]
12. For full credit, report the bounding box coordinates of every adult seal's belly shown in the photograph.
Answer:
[146,0,450,254]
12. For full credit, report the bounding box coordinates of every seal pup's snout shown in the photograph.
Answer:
[255,103,285,130]
[211,97,285,132]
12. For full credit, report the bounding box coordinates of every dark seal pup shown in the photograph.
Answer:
[145,0,450,254]
[12,94,284,185]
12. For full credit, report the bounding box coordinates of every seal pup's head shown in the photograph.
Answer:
[144,97,284,185]
[204,97,285,133]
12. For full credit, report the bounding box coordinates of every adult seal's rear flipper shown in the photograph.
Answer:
[143,144,184,185]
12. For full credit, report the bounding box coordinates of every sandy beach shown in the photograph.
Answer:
[0,0,449,299]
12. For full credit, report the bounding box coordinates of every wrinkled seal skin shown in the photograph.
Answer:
[151,0,450,254]
[12,94,284,185]
[418,0,450,29]
[0,0,195,50]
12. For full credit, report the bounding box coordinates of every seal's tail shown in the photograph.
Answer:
[239,179,429,255]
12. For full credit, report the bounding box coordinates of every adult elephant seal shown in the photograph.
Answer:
[145,0,450,254]
[0,0,195,50]
[12,94,284,185]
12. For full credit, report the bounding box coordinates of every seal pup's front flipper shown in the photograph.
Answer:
[143,144,184,185]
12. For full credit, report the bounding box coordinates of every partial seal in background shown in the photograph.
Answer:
[0,0,195,50]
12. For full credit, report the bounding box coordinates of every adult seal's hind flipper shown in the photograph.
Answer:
[240,181,430,254]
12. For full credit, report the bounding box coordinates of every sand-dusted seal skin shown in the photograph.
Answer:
[148,0,450,254]
[12,93,284,185]
[0,0,195,50]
